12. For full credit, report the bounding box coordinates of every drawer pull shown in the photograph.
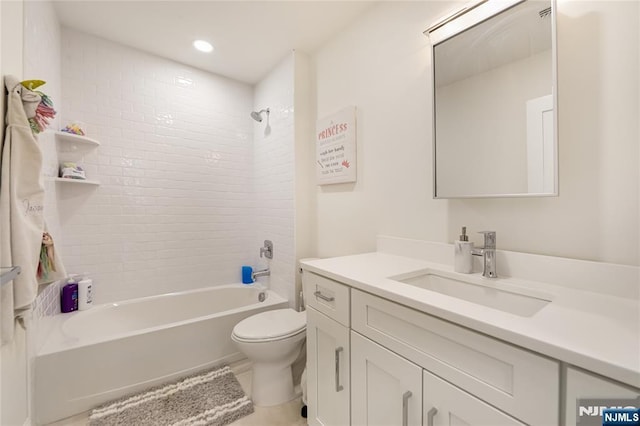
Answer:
[402,391,412,426]
[427,407,438,426]
[314,291,335,302]
[335,346,344,392]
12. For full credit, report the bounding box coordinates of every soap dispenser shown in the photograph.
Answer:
[454,227,473,274]
[61,276,79,313]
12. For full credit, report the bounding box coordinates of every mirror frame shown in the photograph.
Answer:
[426,0,558,199]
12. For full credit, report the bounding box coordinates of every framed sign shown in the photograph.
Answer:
[316,106,357,185]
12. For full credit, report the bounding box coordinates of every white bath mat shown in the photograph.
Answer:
[88,365,253,426]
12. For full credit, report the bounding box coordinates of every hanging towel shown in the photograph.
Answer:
[37,223,66,286]
[0,75,46,345]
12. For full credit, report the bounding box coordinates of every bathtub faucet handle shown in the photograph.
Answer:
[260,240,273,259]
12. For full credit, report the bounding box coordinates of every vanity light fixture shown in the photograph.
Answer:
[193,40,214,53]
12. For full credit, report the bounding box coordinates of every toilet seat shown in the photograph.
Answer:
[232,309,306,342]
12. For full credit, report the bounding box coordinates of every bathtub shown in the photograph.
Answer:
[35,284,288,425]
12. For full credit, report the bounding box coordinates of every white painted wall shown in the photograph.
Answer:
[315,1,451,259]
[1,1,31,424]
[251,53,296,306]
[314,1,639,266]
[60,29,255,303]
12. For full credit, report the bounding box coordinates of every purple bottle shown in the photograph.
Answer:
[61,279,79,313]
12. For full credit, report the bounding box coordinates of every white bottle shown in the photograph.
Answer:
[454,227,474,274]
[78,274,93,310]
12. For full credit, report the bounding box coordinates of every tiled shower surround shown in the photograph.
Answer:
[33,282,62,320]
[54,28,291,305]
[252,55,296,306]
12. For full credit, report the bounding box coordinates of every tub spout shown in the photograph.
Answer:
[251,268,270,281]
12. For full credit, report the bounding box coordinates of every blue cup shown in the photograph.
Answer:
[242,266,253,284]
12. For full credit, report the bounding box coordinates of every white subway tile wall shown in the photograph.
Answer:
[33,281,62,320]
[23,0,66,329]
[58,29,258,304]
[252,55,296,307]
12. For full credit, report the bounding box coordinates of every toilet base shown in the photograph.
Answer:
[251,362,296,406]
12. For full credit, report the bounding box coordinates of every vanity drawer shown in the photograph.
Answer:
[303,272,350,327]
[351,289,559,425]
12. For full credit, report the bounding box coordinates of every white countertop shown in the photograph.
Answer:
[301,252,640,389]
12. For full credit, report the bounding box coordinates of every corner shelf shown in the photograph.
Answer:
[51,131,101,186]
[54,131,100,147]
[51,177,100,186]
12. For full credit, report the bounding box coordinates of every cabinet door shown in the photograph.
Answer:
[423,370,526,426]
[351,331,422,426]
[307,307,350,426]
[565,367,640,426]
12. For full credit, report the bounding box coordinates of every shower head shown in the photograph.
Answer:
[250,108,270,122]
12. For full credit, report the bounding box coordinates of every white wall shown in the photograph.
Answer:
[248,51,315,309]
[315,1,451,259]
[22,10,66,424]
[24,0,62,255]
[293,51,316,308]
[1,1,30,424]
[60,29,255,303]
[314,1,639,266]
[0,0,25,149]
[252,53,296,306]
[1,5,3,421]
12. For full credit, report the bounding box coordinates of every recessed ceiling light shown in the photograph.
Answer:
[193,40,214,53]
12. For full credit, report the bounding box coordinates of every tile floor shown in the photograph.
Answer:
[46,368,307,426]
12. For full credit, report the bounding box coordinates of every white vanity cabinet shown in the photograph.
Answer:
[351,332,422,426]
[423,370,526,426]
[302,269,640,426]
[351,332,527,426]
[351,289,559,425]
[304,272,351,426]
[565,367,640,426]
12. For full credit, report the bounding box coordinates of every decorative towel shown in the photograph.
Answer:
[0,75,46,344]
[36,223,66,286]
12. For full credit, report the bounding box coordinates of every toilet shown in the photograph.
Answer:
[231,308,307,406]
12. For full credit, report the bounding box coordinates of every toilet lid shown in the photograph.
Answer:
[233,309,306,341]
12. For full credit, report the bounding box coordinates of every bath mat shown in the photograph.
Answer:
[88,365,253,426]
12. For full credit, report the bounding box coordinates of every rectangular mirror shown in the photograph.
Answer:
[428,0,557,198]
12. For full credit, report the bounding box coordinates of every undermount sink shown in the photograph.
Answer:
[390,271,551,317]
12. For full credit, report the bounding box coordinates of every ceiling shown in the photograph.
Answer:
[52,1,377,85]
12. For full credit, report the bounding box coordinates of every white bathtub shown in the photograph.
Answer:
[35,284,288,425]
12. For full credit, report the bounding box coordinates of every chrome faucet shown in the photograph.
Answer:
[471,231,497,278]
[251,268,270,281]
